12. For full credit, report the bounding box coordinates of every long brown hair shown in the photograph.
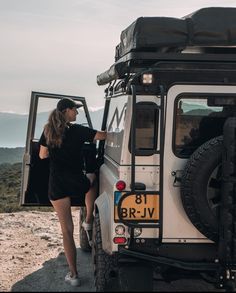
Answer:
[44,109,67,148]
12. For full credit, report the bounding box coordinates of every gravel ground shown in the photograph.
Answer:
[0,209,95,292]
[0,210,226,292]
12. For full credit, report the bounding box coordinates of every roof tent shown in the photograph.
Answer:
[97,7,236,85]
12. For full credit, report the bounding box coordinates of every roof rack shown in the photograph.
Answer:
[97,48,236,86]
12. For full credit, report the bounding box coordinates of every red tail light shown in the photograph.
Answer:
[113,237,127,244]
[116,180,126,191]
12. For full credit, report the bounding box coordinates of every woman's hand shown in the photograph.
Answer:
[94,131,107,141]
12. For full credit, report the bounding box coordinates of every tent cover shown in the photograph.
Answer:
[115,7,236,60]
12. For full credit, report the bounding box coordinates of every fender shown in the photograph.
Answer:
[94,191,113,254]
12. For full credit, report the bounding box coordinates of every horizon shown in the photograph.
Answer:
[0,106,104,148]
[0,106,104,116]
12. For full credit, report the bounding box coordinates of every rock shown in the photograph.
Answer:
[40,235,51,241]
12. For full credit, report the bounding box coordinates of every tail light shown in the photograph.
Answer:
[113,237,127,244]
[116,180,126,191]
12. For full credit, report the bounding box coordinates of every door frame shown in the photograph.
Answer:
[20,91,93,205]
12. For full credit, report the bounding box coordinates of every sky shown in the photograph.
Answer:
[1,0,236,114]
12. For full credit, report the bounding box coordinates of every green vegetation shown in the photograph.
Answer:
[0,163,52,213]
[0,147,24,164]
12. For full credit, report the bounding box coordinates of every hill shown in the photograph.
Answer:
[0,162,23,212]
[0,109,103,147]
[0,147,24,164]
[0,162,52,213]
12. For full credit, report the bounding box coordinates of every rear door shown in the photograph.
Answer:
[163,84,236,241]
[20,91,93,206]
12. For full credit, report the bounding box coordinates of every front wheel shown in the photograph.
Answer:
[92,213,119,291]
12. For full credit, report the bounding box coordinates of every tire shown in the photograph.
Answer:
[79,207,91,252]
[118,263,153,291]
[181,136,223,242]
[92,213,119,292]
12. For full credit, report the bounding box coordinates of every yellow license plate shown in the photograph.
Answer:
[115,193,159,221]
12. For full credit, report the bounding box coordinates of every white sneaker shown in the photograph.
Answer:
[65,272,80,287]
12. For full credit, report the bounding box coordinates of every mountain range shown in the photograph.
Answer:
[0,109,104,148]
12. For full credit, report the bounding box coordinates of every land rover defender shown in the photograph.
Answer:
[92,7,236,292]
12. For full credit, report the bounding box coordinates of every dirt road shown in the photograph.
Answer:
[0,210,223,292]
[0,210,95,292]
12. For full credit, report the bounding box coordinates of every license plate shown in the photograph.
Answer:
[115,192,159,222]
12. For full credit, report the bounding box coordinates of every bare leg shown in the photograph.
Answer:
[50,197,78,277]
[85,173,97,224]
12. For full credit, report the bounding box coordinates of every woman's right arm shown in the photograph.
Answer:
[39,145,49,159]
[94,131,107,141]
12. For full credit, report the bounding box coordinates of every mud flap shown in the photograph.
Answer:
[118,262,153,292]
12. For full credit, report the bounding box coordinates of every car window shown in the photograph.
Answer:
[174,96,224,157]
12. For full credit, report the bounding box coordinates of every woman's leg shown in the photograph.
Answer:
[50,197,78,277]
[85,173,97,224]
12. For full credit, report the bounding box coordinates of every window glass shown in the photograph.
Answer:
[129,102,159,155]
[174,96,228,157]
[34,97,88,139]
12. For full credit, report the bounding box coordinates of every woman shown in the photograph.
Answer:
[39,97,106,287]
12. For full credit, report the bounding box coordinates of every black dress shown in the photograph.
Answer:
[39,124,97,201]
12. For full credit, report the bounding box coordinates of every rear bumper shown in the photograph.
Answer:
[119,247,219,271]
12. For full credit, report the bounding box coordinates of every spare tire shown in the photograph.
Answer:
[180,136,223,242]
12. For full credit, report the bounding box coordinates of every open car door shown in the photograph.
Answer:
[20,91,94,207]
